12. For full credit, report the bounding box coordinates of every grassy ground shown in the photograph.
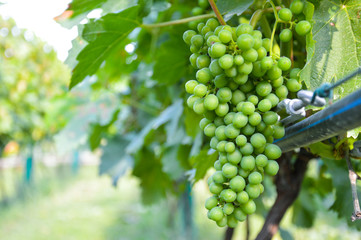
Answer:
[0,166,361,240]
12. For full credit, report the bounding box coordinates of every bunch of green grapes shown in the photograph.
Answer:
[182,3,311,228]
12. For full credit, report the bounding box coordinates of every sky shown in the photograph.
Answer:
[0,0,77,61]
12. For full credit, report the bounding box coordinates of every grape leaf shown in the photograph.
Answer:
[161,145,185,180]
[69,6,140,89]
[216,0,254,21]
[191,148,218,182]
[301,0,361,99]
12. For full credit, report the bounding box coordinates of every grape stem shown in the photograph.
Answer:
[208,0,226,25]
[249,7,281,29]
[267,0,281,58]
[141,13,215,28]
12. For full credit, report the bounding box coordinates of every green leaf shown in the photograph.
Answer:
[162,145,185,180]
[216,0,254,21]
[70,6,140,89]
[301,0,361,99]
[184,106,202,138]
[192,148,218,182]
[133,148,172,204]
[323,158,361,230]
[152,30,189,84]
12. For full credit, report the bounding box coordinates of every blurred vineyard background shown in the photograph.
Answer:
[1,0,361,239]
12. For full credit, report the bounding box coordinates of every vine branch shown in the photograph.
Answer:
[208,0,226,25]
[345,147,361,221]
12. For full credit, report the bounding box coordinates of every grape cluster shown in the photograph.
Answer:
[182,16,306,227]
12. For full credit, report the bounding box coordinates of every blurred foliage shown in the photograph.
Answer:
[0,16,71,152]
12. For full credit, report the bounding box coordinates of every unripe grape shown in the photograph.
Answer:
[237,34,254,50]
[234,55,244,65]
[207,35,220,46]
[234,208,247,221]
[246,184,260,199]
[234,74,248,85]
[257,47,267,60]
[224,66,237,77]
[191,34,204,48]
[227,149,242,164]
[253,37,262,49]
[217,141,227,153]
[213,74,228,88]
[279,29,292,42]
[204,94,219,110]
[199,118,211,130]
[225,142,236,153]
[230,176,246,192]
[209,182,223,194]
[275,85,288,99]
[216,216,227,227]
[218,30,232,43]
[224,112,235,125]
[209,206,224,221]
[187,95,200,109]
[222,163,238,178]
[196,68,212,84]
[242,48,258,62]
[258,99,272,112]
[267,65,282,80]
[262,38,271,52]
[242,124,255,136]
[233,112,248,128]
[236,135,247,147]
[206,18,219,30]
[236,191,249,204]
[193,98,206,114]
[272,76,284,88]
[238,168,250,178]
[219,54,234,69]
[250,133,266,148]
[183,30,197,45]
[240,142,254,156]
[213,170,227,184]
[256,81,272,97]
[231,90,246,105]
[265,160,279,176]
[210,137,219,150]
[214,159,222,170]
[196,55,211,69]
[192,7,203,16]
[204,123,216,137]
[263,111,278,125]
[295,20,312,36]
[194,83,207,97]
[278,57,292,71]
[273,125,285,139]
[248,172,263,185]
[241,155,255,171]
[241,101,255,115]
[290,0,304,15]
[278,8,293,22]
[215,125,227,140]
[287,78,302,92]
[185,80,198,94]
[265,93,279,107]
[189,53,200,68]
[238,61,253,75]
[264,144,282,159]
[261,57,273,70]
[223,203,235,215]
[256,154,268,167]
[210,42,227,58]
[205,195,218,210]
[217,87,232,103]
[220,189,237,202]
[241,200,256,215]
[227,214,238,228]
[249,112,262,126]
[215,103,229,117]
[225,124,241,139]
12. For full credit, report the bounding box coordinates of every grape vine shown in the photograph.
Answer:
[183,0,311,228]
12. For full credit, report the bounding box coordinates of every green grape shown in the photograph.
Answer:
[247,95,259,106]
[232,112,248,128]
[213,170,227,184]
[257,47,267,60]
[223,203,235,215]
[240,142,254,156]
[248,172,263,185]
[193,98,206,114]
[264,144,282,159]
[225,124,240,139]
[236,135,247,147]
[201,25,212,35]
[215,125,227,140]
[252,61,266,78]
[236,191,249,204]
[242,124,255,136]
[191,34,204,48]
[252,30,262,39]
[278,8,293,22]
[210,42,227,58]
[219,54,234,69]
[254,146,265,155]
[189,53,200,68]
[190,45,200,53]
[272,76,284,88]
[207,176,213,186]
[217,87,232,103]
[217,141,227,152]
[204,111,216,121]
[209,182,223,194]
[220,189,237,202]
[185,80,198,94]
[262,38,271,52]
[238,61,253,75]
[263,111,278,125]
[275,85,288,99]
[234,74,248,85]
[279,29,292,42]
[230,176,246,192]
[265,93,279,107]
[183,30,197,45]
[278,57,292,71]
[256,154,268,167]
[224,112,235,125]
[214,117,224,127]
[216,216,227,227]
[262,125,274,137]
[250,133,266,148]
[188,20,198,31]
[241,101,255,115]
[187,95,200,108]
[237,34,254,50]
[224,66,237,77]
[236,23,253,36]
[234,208,247,221]
[258,99,272,112]
[218,30,232,43]
[256,81,272,97]
[214,74,228,88]
[196,68,212,84]
[222,163,238,178]
[192,7,203,16]
[215,103,229,117]
[242,48,258,62]
[295,20,312,36]
[287,78,302,92]
[197,55,211,69]
[265,160,279,176]
[204,94,219,110]
[241,200,256,215]
[197,22,205,32]
[209,206,224,221]
[261,57,273,70]
[249,112,262,126]
[228,81,238,91]
[234,55,245,65]
[290,0,304,15]
[214,26,223,35]
[194,83,207,97]
[210,137,219,149]
[273,125,285,139]
[199,118,211,130]
[241,155,255,171]
[266,136,274,143]
[225,142,236,153]
[205,195,218,210]
[227,214,238,228]
[219,153,228,164]
[290,68,301,79]
[267,65,282,80]
[231,90,246,105]
[253,37,262,49]
[204,123,216,137]
[246,184,260,199]
[256,121,267,132]
[259,184,264,194]
[227,149,242,164]
[214,160,222,170]
[207,35,220,47]
[206,18,219,30]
